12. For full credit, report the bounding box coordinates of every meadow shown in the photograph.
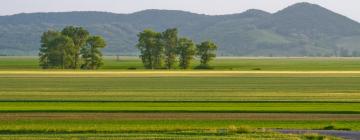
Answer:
[1,76,360,102]
[1,56,360,71]
[0,57,360,139]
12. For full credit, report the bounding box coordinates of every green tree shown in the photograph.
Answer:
[39,26,106,70]
[47,35,75,69]
[162,28,178,69]
[81,36,107,69]
[196,41,218,66]
[61,26,90,69]
[136,29,164,69]
[177,38,196,69]
[39,30,62,69]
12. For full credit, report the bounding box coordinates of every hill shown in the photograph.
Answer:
[1,2,360,56]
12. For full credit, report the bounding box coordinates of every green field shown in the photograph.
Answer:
[1,77,360,101]
[1,119,358,133]
[1,57,360,139]
[2,56,360,71]
[0,133,339,140]
[0,113,350,139]
[0,102,359,113]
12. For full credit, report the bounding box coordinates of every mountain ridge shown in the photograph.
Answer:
[1,2,360,56]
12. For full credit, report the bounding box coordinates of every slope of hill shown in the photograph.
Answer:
[0,2,360,56]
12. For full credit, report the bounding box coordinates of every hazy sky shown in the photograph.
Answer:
[1,0,360,22]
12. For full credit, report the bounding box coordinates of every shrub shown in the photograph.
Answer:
[302,133,327,140]
[227,125,254,134]
[302,133,341,140]
[235,125,254,133]
[323,125,351,131]
[194,64,213,69]
[227,125,238,134]
[323,125,336,130]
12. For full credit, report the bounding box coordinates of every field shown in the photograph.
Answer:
[2,56,360,71]
[0,57,359,139]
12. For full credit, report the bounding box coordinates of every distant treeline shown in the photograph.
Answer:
[39,26,106,69]
[39,26,218,70]
[135,28,218,69]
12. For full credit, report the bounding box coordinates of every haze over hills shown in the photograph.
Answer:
[1,2,360,56]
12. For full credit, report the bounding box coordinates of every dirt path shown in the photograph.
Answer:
[276,129,360,140]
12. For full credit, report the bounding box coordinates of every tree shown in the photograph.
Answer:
[177,38,196,69]
[81,36,107,69]
[39,26,106,70]
[196,41,218,66]
[135,28,219,70]
[61,26,90,69]
[39,31,75,69]
[39,30,62,69]
[162,28,178,69]
[47,35,75,69]
[136,29,164,69]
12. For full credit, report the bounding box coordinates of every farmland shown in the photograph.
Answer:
[1,56,360,71]
[0,57,359,139]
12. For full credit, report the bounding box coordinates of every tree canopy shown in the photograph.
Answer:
[197,41,218,66]
[135,28,218,69]
[61,26,90,69]
[39,26,106,70]
[81,36,107,70]
[162,28,178,69]
[136,29,164,69]
[178,38,196,69]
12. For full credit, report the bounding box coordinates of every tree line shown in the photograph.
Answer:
[39,26,106,69]
[39,27,218,70]
[135,28,218,69]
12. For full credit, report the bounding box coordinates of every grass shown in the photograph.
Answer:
[0,119,357,133]
[0,56,359,139]
[0,102,359,113]
[1,56,360,71]
[0,111,357,136]
[0,133,341,140]
[322,125,352,131]
[1,77,360,101]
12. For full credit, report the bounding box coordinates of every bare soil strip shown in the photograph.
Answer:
[1,113,359,121]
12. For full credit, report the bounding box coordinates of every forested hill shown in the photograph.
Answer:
[1,2,360,56]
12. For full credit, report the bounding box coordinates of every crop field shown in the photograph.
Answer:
[2,76,360,102]
[0,102,359,114]
[2,56,360,71]
[0,57,360,139]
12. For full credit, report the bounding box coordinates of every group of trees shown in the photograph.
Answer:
[39,27,216,70]
[39,26,106,69]
[135,28,218,69]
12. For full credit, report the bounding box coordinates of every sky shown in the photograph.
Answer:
[1,0,360,22]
